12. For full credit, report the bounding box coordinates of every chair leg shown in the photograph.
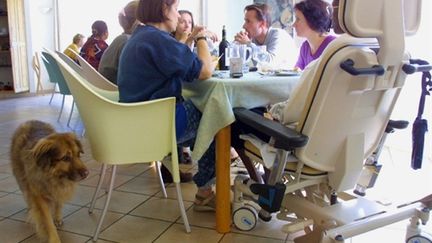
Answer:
[67,100,75,128]
[36,76,43,95]
[156,161,167,198]
[49,83,57,104]
[175,183,191,233]
[93,165,116,242]
[58,94,65,122]
[89,164,107,214]
[238,149,264,184]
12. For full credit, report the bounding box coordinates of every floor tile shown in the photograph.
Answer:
[154,223,223,243]
[130,196,193,222]
[220,232,285,243]
[68,185,103,207]
[115,163,152,176]
[0,175,20,193]
[0,193,27,217]
[0,172,10,180]
[79,172,135,189]
[154,182,198,202]
[98,215,171,243]
[115,176,164,196]
[177,207,218,229]
[60,207,123,237]
[92,190,150,214]
[11,203,82,222]
[0,163,13,173]
[20,230,90,243]
[0,219,35,242]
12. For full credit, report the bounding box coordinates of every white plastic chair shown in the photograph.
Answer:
[52,51,191,242]
[55,50,83,74]
[69,48,118,91]
[41,51,75,127]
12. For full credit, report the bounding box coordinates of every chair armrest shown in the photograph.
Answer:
[233,107,308,151]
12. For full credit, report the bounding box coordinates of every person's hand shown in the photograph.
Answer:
[190,25,206,40]
[204,30,219,43]
[234,30,251,44]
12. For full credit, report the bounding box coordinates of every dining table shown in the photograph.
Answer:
[182,70,301,233]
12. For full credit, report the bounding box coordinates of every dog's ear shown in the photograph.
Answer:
[66,132,84,154]
[31,138,56,168]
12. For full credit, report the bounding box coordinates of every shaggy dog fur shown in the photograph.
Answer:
[11,120,89,243]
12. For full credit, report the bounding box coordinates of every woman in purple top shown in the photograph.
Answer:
[293,0,336,70]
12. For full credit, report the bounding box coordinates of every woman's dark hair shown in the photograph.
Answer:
[91,20,108,38]
[137,0,176,24]
[295,0,332,34]
[244,3,272,27]
[178,10,194,30]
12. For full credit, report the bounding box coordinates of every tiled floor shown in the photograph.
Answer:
[0,94,431,243]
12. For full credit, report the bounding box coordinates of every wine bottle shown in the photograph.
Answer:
[218,25,229,70]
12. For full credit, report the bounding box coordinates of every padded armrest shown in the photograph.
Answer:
[233,107,308,151]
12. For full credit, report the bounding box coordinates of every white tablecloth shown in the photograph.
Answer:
[182,71,301,161]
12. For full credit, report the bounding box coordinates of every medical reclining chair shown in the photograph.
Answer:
[231,0,432,242]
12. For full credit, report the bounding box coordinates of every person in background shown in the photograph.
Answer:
[118,0,217,210]
[234,3,296,68]
[173,10,218,53]
[293,0,336,70]
[231,0,344,183]
[80,20,109,70]
[98,1,138,84]
[63,33,85,62]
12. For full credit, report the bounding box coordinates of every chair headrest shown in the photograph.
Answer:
[339,0,422,66]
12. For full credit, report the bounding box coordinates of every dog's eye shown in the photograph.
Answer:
[61,155,72,162]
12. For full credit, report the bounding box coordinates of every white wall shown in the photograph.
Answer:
[25,0,56,92]
[206,0,253,42]
[57,0,131,51]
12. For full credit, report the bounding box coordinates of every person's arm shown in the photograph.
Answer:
[196,35,215,80]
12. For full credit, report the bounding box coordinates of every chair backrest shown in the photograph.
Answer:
[70,48,118,91]
[55,50,83,74]
[41,51,71,95]
[44,49,120,102]
[294,0,421,192]
[52,51,179,174]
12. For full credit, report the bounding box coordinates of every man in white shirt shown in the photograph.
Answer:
[234,3,296,67]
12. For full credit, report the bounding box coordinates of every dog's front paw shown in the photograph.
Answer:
[54,219,63,228]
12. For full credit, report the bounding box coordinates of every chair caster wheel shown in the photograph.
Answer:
[258,210,272,222]
[233,204,257,231]
[406,234,432,243]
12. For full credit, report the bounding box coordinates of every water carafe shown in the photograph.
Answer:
[226,42,252,74]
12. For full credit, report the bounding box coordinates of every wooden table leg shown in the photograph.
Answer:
[215,125,231,233]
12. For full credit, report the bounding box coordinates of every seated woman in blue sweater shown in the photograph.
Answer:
[117,0,217,211]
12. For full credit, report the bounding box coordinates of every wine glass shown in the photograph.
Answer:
[252,45,270,72]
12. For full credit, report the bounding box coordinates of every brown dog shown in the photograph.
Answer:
[11,120,89,243]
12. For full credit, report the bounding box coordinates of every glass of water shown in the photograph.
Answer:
[253,45,270,72]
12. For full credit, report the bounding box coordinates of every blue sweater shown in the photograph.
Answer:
[118,25,202,137]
